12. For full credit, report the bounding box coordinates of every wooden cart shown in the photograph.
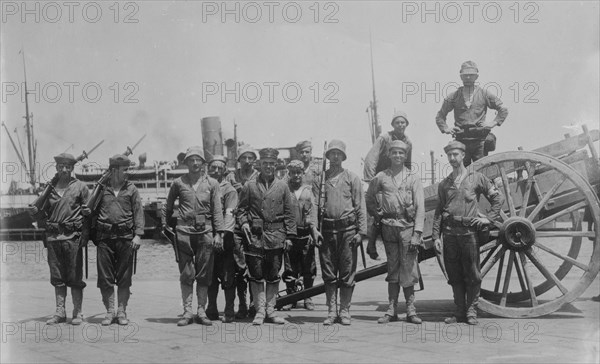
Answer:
[277,125,600,318]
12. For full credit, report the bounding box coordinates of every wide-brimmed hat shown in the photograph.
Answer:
[325,139,347,161]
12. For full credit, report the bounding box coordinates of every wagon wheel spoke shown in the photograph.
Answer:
[499,210,509,222]
[519,162,537,217]
[480,239,499,253]
[525,248,569,295]
[481,246,507,279]
[533,201,587,229]
[533,241,589,271]
[500,251,516,306]
[527,175,567,222]
[481,244,499,267]
[494,249,506,292]
[536,231,595,238]
[497,162,517,216]
[513,252,527,292]
[519,251,538,306]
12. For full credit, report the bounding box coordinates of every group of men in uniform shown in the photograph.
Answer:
[32,60,511,327]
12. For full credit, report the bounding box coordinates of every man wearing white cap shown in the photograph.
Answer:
[225,145,259,319]
[364,111,413,182]
[435,61,509,166]
[163,146,225,326]
[320,140,368,326]
[366,140,424,325]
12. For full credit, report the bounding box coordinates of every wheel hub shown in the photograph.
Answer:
[500,217,536,250]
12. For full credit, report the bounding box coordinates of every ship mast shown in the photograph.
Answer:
[21,49,36,187]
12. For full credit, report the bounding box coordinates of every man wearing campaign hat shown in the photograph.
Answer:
[363,111,413,182]
[432,141,503,325]
[282,160,323,311]
[89,154,144,326]
[237,148,297,325]
[366,140,424,324]
[163,146,226,326]
[225,145,259,319]
[319,140,368,326]
[205,155,239,323]
[435,61,509,166]
[295,140,323,197]
[29,153,90,325]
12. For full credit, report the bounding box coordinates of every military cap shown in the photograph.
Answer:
[54,153,77,165]
[184,146,205,162]
[109,154,131,167]
[287,159,304,170]
[237,146,258,161]
[208,154,227,166]
[444,140,466,153]
[389,140,408,153]
[460,60,479,74]
[325,139,347,161]
[259,148,279,160]
[295,140,311,151]
[391,111,409,125]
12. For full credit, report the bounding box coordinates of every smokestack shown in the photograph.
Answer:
[201,116,223,161]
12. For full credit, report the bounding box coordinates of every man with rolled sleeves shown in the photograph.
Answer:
[29,153,90,325]
[363,111,413,182]
[435,61,509,166]
[225,145,258,319]
[295,140,322,197]
[433,141,503,325]
[206,155,239,323]
[237,148,296,325]
[320,140,368,326]
[163,146,225,326]
[283,160,323,310]
[91,155,144,326]
[366,140,424,324]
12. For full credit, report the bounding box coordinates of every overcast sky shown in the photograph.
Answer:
[1,1,598,190]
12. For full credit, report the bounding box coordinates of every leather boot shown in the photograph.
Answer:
[323,283,338,325]
[339,286,353,326]
[378,283,399,324]
[466,284,480,325]
[404,285,422,324]
[445,285,467,324]
[222,287,236,323]
[101,287,116,326]
[177,283,194,326]
[206,283,220,320]
[195,285,212,326]
[117,287,130,325]
[235,276,249,319]
[47,286,67,325]
[303,277,315,310]
[71,287,84,325]
[250,281,266,325]
[265,282,285,324]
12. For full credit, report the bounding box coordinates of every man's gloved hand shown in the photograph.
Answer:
[471,216,490,229]
[81,205,92,217]
[131,235,141,250]
[350,233,363,249]
[283,239,293,252]
[213,233,224,252]
[434,239,443,255]
[408,232,422,253]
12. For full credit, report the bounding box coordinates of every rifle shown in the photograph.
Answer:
[84,134,146,213]
[161,226,179,263]
[30,139,104,215]
[317,141,327,244]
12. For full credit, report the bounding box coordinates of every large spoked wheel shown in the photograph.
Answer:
[472,151,599,318]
